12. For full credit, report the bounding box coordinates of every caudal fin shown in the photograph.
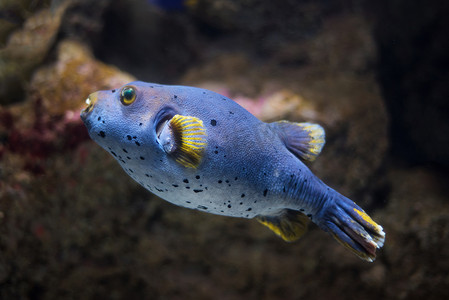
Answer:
[318,195,385,262]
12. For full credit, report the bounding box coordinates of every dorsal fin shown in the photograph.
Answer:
[158,114,207,168]
[271,120,325,162]
[256,209,310,242]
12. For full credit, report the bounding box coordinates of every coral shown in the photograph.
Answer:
[0,38,135,175]
[30,39,136,116]
[0,1,71,104]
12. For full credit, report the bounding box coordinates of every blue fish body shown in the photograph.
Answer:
[81,81,385,261]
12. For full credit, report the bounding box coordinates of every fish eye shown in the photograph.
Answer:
[120,86,137,105]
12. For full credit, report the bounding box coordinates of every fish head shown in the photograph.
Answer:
[80,81,207,170]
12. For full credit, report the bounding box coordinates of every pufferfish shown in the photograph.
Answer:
[80,81,385,262]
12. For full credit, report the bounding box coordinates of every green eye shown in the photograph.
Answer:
[120,86,136,105]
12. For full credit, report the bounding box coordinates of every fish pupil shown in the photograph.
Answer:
[123,88,134,100]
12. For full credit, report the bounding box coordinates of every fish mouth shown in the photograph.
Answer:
[80,92,98,120]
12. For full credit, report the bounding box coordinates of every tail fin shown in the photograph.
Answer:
[318,194,385,262]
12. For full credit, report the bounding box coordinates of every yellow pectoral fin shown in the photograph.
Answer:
[169,114,207,168]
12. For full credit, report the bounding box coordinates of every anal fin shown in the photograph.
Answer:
[272,121,325,162]
[256,209,310,242]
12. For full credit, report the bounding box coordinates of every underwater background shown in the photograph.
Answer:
[1,0,448,299]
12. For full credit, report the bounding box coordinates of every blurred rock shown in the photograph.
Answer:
[378,167,449,299]
[0,39,135,176]
[0,1,70,104]
[30,39,135,116]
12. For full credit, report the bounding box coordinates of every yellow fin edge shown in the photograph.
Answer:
[170,114,207,168]
[256,210,309,242]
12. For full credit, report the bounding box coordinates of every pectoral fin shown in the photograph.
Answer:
[256,209,310,242]
[272,121,325,162]
[158,114,207,168]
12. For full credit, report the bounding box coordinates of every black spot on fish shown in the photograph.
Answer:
[123,149,128,153]
[183,179,189,183]
[139,123,143,126]
[214,150,218,154]
[239,202,243,205]
[210,119,217,126]
[120,159,126,163]
[300,208,305,212]
[186,201,191,204]
[307,214,312,218]
[246,208,252,211]
[135,141,141,146]
[145,174,150,177]
[172,184,179,187]
[283,187,286,193]
[202,91,206,94]
[127,135,132,140]
[102,121,105,124]
[234,177,238,181]
[228,204,232,208]
[128,168,134,173]
[98,116,101,121]
[263,189,268,197]
[127,156,131,160]
[241,194,245,198]
[196,175,200,179]
[160,182,164,184]
[193,189,203,193]
[155,187,164,192]
[112,89,116,93]
[140,156,145,160]
[174,95,177,98]
[197,205,208,210]
[229,111,234,115]
[99,131,105,138]
[185,186,190,189]
[111,151,117,157]
[218,180,222,184]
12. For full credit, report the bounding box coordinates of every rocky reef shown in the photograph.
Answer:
[1,0,448,299]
